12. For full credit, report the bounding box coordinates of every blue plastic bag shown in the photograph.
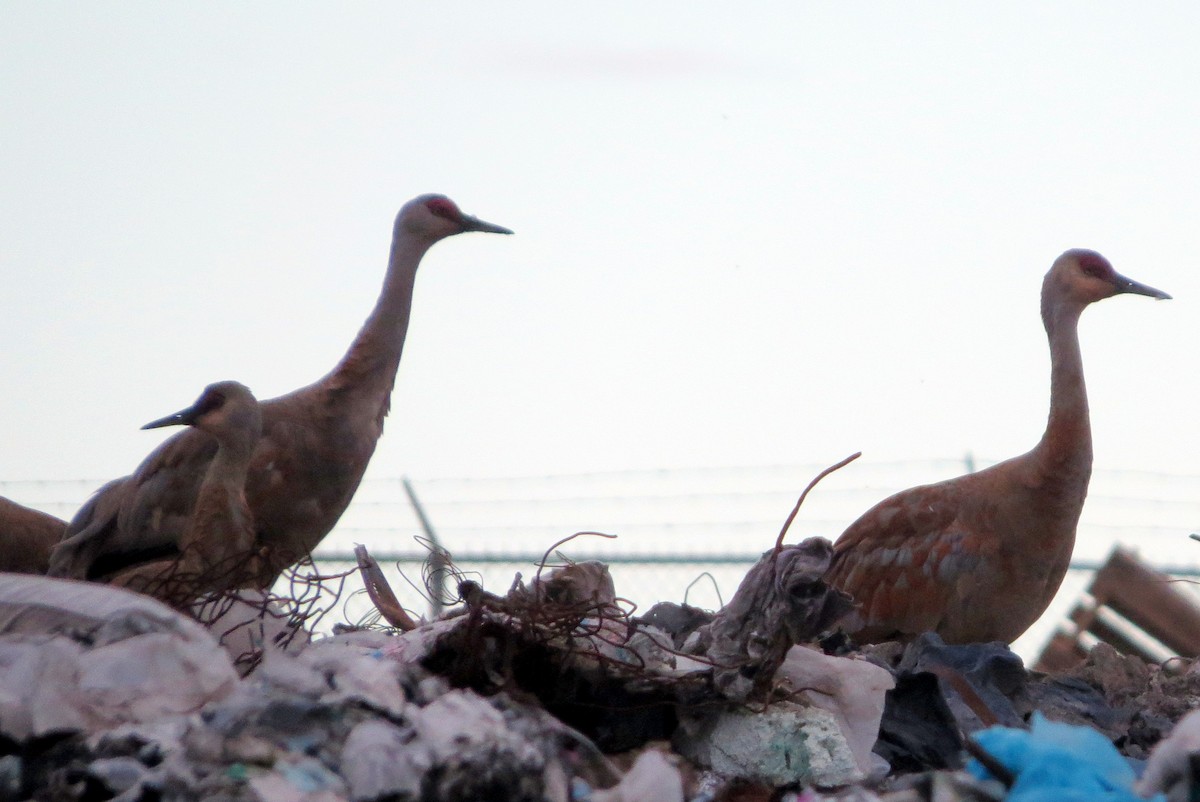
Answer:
[967,713,1164,802]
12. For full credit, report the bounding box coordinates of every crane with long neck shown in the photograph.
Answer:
[48,195,511,581]
[826,249,1170,645]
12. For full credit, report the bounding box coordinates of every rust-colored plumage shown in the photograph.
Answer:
[827,249,1170,645]
[48,195,512,582]
[0,496,66,574]
[109,381,265,596]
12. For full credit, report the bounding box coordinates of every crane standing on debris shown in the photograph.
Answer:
[0,497,66,574]
[827,249,1170,645]
[108,382,265,596]
[48,195,512,582]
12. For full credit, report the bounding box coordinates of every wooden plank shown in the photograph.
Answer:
[1033,631,1089,672]
[1088,548,1200,658]
[1071,606,1162,663]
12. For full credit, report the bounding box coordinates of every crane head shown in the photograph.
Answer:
[396,194,514,241]
[1048,248,1171,306]
[142,381,261,441]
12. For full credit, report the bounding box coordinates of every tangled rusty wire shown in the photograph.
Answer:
[108,544,353,673]
[352,532,727,696]
[344,455,866,713]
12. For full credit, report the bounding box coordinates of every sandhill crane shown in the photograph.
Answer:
[109,381,265,596]
[48,195,512,581]
[827,249,1170,645]
[0,497,66,574]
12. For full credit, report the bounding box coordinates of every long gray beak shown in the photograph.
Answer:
[461,214,514,235]
[1114,272,1172,300]
[142,406,198,430]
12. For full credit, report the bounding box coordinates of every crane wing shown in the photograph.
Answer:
[828,477,995,642]
[48,426,217,579]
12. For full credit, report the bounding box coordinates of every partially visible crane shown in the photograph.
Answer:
[109,381,264,596]
[49,195,512,582]
[828,249,1170,645]
[0,496,66,574]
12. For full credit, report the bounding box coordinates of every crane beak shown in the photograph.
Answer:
[460,214,514,235]
[1113,273,1171,300]
[142,405,199,430]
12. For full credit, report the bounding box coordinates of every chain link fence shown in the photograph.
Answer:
[5,458,1199,660]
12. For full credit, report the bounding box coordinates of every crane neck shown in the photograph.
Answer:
[1034,294,1092,481]
[322,232,433,416]
[183,435,257,559]
[206,429,257,490]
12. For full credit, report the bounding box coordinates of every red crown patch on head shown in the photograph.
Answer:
[425,197,461,221]
[1077,251,1112,279]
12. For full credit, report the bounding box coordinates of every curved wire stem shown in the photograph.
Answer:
[773,452,862,555]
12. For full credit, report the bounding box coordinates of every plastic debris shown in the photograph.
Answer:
[896,634,1028,731]
[637,601,714,650]
[591,749,684,802]
[785,770,1006,801]
[278,632,407,717]
[967,713,1163,801]
[7,538,1200,801]
[777,644,895,779]
[872,633,1131,773]
[340,718,428,801]
[876,655,981,777]
[199,589,312,673]
[0,575,238,740]
[247,755,347,801]
[1137,707,1200,802]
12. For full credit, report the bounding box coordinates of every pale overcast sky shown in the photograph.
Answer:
[1,3,1197,561]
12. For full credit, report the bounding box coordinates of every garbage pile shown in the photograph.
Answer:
[3,538,1200,802]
